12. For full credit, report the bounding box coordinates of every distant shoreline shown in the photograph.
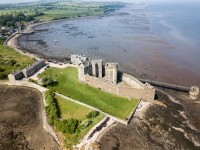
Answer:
[5,15,105,62]
[5,8,121,62]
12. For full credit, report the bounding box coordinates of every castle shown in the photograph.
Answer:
[71,54,156,101]
[71,54,118,85]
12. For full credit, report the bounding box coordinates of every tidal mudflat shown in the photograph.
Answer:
[18,2,200,87]
[0,85,59,150]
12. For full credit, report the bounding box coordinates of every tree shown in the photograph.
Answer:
[42,76,55,86]
[86,110,99,118]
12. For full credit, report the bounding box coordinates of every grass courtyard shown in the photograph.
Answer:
[0,40,35,80]
[39,67,139,120]
[55,95,105,148]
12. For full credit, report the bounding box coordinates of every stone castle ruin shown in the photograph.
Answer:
[71,54,156,101]
[71,54,118,85]
[105,62,118,85]
[189,86,199,100]
[71,54,119,85]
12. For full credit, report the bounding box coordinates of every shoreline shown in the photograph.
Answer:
[5,12,112,62]
[6,33,40,60]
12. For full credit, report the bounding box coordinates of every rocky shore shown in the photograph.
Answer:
[99,90,200,150]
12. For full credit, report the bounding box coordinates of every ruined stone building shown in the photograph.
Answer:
[8,70,25,82]
[8,59,46,81]
[72,54,118,85]
[22,59,45,78]
[71,54,156,101]
[92,59,103,78]
[71,54,88,65]
[105,62,118,85]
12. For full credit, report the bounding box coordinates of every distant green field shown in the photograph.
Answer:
[39,67,139,119]
[0,9,32,15]
[0,40,35,80]
[55,95,105,148]
[0,2,104,21]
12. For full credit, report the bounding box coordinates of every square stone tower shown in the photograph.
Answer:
[105,62,118,85]
[92,59,103,78]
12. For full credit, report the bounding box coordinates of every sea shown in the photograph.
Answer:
[146,1,200,72]
[18,1,200,86]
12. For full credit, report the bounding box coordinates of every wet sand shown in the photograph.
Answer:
[99,90,200,150]
[0,85,60,150]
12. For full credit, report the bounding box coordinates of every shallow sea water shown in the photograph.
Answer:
[18,2,200,86]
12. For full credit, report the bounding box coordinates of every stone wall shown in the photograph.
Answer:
[84,75,155,101]
[118,87,155,101]
[85,75,118,94]
[119,72,144,89]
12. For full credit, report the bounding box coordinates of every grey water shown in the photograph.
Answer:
[18,2,200,86]
[147,2,200,70]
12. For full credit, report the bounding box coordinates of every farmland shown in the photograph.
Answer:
[0,1,124,21]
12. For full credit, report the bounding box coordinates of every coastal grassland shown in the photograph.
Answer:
[0,40,35,80]
[0,1,125,23]
[55,95,105,148]
[0,1,105,21]
[39,67,139,119]
[35,4,104,21]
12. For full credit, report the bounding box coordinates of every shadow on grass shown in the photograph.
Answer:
[50,81,59,87]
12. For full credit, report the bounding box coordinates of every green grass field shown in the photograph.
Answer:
[0,40,35,80]
[56,95,92,120]
[39,67,139,119]
[55,95,105,148]
[0,2,104,21]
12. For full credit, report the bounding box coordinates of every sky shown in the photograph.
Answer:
[0,0,198,4]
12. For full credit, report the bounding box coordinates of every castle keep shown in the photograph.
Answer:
[71,54,156,101]
[71,54,119,85]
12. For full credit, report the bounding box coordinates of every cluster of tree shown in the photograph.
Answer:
[42,76,55,87]
[0,11,45,27]
[45,90,80,134]
[0,12,26,27]
[100,4,125,14]
[86,110,99,118]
